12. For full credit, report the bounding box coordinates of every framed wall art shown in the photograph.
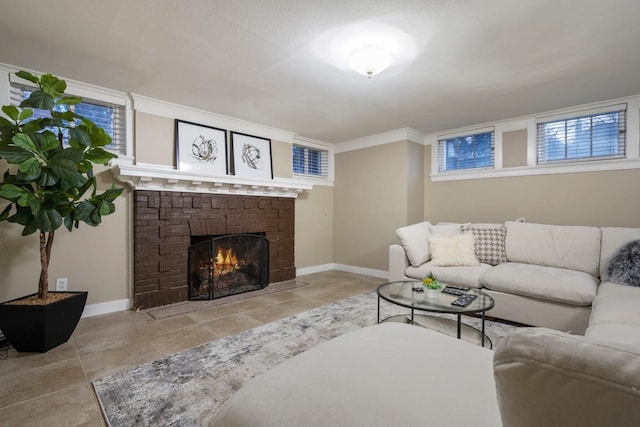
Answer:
[175,120,228,175]
[230,132,273,179]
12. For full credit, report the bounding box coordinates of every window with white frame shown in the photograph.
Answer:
[292,144,328,178]
[437,130,494,172]
[9,82,127,155]
[536,105,626,164]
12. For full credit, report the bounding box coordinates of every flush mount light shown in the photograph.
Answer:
[348,44,394,78]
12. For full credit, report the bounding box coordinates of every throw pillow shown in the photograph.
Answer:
[608,240,640,287]
[462,224,507,266]
[395,222,432,267]
[429,233,480,267]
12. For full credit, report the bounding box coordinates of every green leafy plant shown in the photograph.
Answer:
[0,71,123,301]
[422,272,442,290]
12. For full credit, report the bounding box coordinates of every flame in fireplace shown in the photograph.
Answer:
[215,247,238,270]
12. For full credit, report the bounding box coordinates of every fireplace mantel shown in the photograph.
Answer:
[112,164,312,198]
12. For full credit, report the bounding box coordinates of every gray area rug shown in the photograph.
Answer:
[93,291,519,426]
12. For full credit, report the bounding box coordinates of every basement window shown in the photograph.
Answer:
[293,144,328,178]
[536,105,626,164]
[437,129,495,172]
[9,82,127,156]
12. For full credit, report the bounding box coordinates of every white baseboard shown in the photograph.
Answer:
[296,264,334,276]
[79,265,387,318]
[82,298,132,318]
[297,263,389,280]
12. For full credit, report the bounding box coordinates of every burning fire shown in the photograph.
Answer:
[215,247,238,270]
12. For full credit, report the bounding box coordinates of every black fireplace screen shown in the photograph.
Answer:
[188,233,269,300]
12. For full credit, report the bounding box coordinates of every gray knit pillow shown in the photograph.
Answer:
[608,240,640,287]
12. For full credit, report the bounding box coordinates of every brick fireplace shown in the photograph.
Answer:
[133,190,295,309]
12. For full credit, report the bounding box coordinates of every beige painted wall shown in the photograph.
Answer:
[333,141,424,270]
[135,112,175,166]
[425,169,640,227]
[424,130,640,227]
[424,139,640,227]
[407,140,425,224]
[295,185,334,268]
[0,166,130,305]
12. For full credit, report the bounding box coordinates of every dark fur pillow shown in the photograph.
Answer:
[608,240,640,287]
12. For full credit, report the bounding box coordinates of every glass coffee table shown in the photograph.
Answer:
[377,281,495,348]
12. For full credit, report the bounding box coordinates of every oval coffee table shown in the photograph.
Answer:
[377,281,495,348]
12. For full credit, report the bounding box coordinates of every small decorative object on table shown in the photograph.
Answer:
[422,272,442,298]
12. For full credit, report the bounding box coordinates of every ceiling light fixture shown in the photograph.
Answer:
[348,44,393,78]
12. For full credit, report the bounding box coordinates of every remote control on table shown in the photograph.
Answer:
[451,294,478,307]
[445,284,470,291]
[441,287,466,296]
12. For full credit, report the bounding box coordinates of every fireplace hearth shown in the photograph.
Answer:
[133,191,295,309]
[188,233,269,300]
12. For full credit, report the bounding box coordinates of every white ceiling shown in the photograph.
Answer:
[1,0,640,143]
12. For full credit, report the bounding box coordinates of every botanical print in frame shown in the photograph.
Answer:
[230,132,273,179]
[176,120,228,175]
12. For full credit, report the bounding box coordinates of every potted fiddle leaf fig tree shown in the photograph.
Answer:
[0,70,123,352]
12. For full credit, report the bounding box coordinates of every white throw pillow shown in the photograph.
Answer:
[429,234,480,267]
[395,222,432,267]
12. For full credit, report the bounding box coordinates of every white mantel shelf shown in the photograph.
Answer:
[112,165,312,198]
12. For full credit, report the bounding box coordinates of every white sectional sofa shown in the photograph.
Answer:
[389,220,640,334]
[211,221,640,426]
[211,322,640,426]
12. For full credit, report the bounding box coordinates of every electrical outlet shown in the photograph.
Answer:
[56,277,68,291]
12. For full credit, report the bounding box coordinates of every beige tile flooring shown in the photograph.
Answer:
[0,271,384,426]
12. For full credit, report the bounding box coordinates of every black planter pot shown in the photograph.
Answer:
[0,291,88,353]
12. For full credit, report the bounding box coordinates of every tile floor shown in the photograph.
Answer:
[0,271,384,426]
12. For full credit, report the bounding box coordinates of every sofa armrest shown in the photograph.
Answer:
[494,328,640,427]
[389,244,410,281]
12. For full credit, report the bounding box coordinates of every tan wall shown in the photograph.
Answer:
[270,140,292,178]
[407,140,425,224]
[295,185,334,268]
[425,169,640,227]
[135,112,175,166]
[333,141,423,270]
[134,112,292,178]
[424,133,640,227]
[0,166,131,305]
[502,129,528,168]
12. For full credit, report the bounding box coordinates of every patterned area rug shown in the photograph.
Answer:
[93,291,519,426]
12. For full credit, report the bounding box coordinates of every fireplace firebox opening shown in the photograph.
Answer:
[188,233,269,300]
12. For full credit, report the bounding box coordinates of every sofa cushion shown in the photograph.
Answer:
[210,323,501,427]
[462,223,507,265]
[494,327,640,427]
[586,323,640,346]
[395,221,431,267]
[598,281,640,298]
[480,262,598,306]
[504,221,601,276]
[589,294,640,327]
[600,227,640,281]
[429,233,479,267]
[608,239,640,287]
[405,262,490,288]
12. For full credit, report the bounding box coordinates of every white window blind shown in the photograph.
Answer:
[536,105,626,164]
[437,130,495,172]
[9,82,127,155]
[293,144,328,178]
